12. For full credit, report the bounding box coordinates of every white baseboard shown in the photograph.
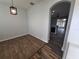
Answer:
[29,34,48,43]
[0,33,28,42]
[0,33,48,44]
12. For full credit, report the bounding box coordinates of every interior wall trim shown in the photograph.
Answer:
[0,33,28,42]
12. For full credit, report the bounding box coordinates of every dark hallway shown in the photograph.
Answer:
[48,1,71,58]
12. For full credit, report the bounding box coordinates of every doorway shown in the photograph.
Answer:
[48,1,71,58]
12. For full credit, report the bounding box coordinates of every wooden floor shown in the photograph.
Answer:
[30,45,60,59]
[0,34,60,59]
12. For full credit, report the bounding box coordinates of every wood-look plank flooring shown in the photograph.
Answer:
[30,45,60,59]
[0,34,60,59]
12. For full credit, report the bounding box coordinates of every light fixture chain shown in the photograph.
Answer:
[12,0,14,6]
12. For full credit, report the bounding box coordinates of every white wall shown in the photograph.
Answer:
[66,43,79,59]
[68,0,79,46]
[27,0,61,42]
[66,0,79,59]
[0,4,28,41]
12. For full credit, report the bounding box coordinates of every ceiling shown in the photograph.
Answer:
[0,0,42,9]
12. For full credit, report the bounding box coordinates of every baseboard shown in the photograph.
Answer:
[29,34,48,43]
[0,33,48,43]
[0,33,28,42]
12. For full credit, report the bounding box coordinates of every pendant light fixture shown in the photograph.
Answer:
[10,0,17,15]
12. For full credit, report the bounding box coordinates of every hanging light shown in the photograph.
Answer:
[10,0,17,15]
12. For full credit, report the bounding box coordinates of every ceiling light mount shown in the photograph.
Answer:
[30,2,35,5]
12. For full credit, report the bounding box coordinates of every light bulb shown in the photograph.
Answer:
[10,6,17,15]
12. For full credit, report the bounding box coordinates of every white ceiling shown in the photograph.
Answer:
[0,0,42,9]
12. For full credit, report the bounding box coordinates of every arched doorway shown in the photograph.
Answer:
[48,1,71,58]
